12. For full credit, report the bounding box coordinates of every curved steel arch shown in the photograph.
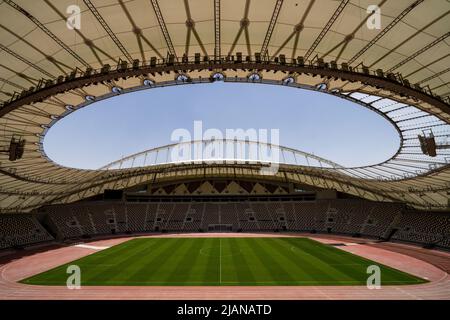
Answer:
[98,139,344,170]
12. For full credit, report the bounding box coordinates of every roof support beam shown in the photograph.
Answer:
[304,0,349,60]
[83,0,134,63]
[270,0,315,60]
[0,24,73,75]
[183,0,208,57]
[416,67,450,85]
[387,32,450,72]
[431,82,450,91]
[228,0,251,56]
[0,65,38,86]
[4,0,92,69]
[320,0,388,61]
[404,53,450,78]
[0,44,54,78]
[0,77,27,91]
[369,10,450,68]
[150,0,177,58]
[42,0,117,65]
[118,0,164,60]
[214,0,221,60]
[260,0,284,57]
[348,0,424,65]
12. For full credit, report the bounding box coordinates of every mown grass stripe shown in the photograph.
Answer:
[130,238,188,284]
[223,237,256,285]
[82,238,162,283]
[163,238,207,284]
[265,238,330,283]
[183,238,211,284]
[244,238,297,284]
[200,238,220,285]
[102,238,184,285]
[284,238,424,284]
[280,238,359,282]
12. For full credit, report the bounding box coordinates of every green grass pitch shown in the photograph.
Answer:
[21,237,426,286]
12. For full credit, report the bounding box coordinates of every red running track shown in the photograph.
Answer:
[0,233,449,300]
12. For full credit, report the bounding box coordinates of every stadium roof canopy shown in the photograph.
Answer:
[0,0,449,213]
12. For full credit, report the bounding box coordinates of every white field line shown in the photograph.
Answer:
[219,238,222,284]
[74,244,110,250]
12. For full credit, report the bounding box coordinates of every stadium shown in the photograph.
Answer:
[0,0,449,301]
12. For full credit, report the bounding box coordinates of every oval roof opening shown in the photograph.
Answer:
[43,83,400,170]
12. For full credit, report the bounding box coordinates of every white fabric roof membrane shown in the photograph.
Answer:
[0,0,449,212]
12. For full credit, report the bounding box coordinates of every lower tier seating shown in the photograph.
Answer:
[37,199,450,250]
[0,215,54,249]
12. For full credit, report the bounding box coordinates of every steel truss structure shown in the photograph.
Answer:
[1,0,450,213]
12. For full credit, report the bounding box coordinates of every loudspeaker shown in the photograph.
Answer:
[117,60,128,72]
[150,57,157,67]
[167,54,175,66]
[255,52,261,63]
[65,71,76,81]
[236,52,242,63]
[101,64,111,74]
[8,137,25,161]
[317,58,325,68]
[85,67,93,76]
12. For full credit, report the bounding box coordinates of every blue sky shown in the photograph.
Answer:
[44,82,399,169]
